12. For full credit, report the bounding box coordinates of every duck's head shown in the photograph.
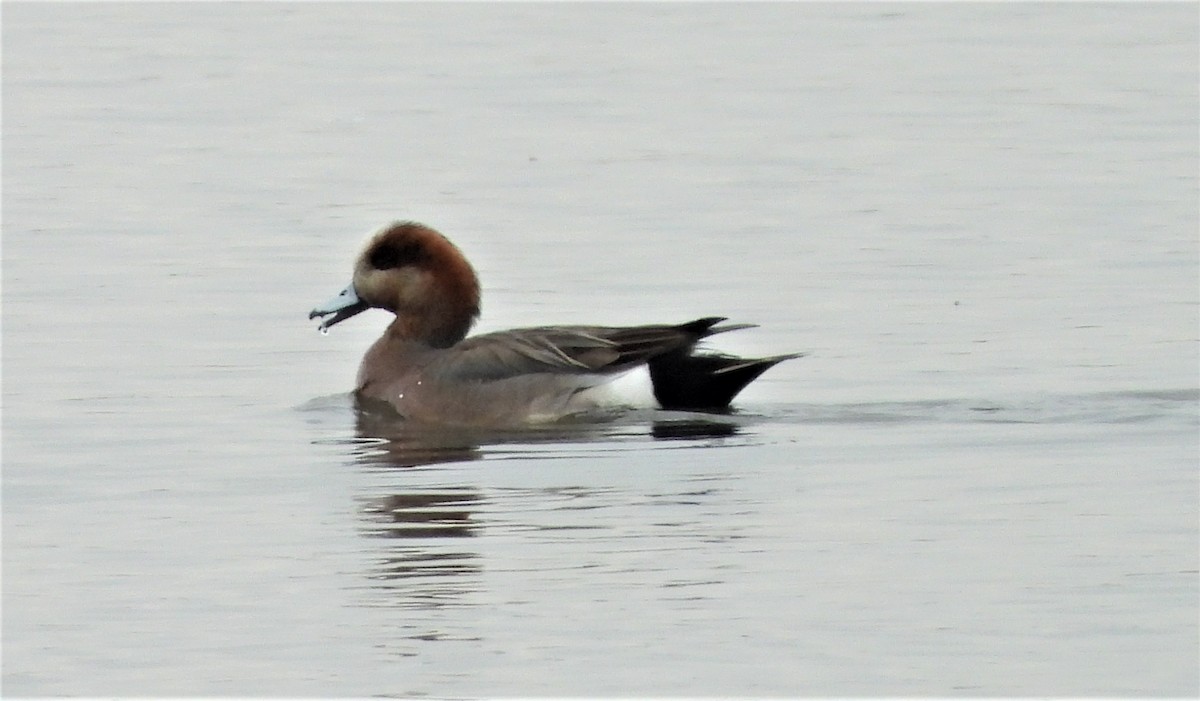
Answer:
[310,221,481,347]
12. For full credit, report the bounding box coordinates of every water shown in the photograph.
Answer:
[3,3,1198,696]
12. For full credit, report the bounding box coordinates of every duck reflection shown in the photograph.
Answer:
[361,490,481,540]
[348,397,745,613]
[358,487,483,613]
[353,394,745,463]
[650,418,739,440]
[351,396,486,467]
[350,401,487,611]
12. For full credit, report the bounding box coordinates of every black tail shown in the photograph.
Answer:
[649,318,802,411]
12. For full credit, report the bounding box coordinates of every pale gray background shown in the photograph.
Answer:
[4,3,1197,696]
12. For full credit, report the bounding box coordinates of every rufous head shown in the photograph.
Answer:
[310,222,481,347]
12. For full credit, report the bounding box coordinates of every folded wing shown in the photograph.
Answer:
[428,316,801,411]
[435,317,733,381]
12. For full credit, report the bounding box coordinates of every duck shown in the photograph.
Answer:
[310,221,801,426]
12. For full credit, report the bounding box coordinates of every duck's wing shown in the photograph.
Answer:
[432,317,737,382]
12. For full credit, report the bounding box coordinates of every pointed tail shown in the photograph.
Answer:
[649,318,802,411]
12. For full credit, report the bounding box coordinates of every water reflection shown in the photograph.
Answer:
[347,397,748,621]
[351,395,747,468]
[650,418,739,440]
[357,488,483,616]
[361,491,481,540]
[351,398,486,467]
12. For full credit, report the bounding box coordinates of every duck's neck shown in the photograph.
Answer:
[386,302,477,348]
[385,258,481,347]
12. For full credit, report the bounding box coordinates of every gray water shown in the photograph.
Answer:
[3,3,1198,697]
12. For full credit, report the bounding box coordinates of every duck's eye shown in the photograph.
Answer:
[369,241,425,270]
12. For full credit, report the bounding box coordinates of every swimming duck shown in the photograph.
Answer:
[310,221,800,426]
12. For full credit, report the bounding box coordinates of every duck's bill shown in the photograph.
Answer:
[309,284,369,331]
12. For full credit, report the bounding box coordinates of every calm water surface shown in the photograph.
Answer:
[4,3,1198,696]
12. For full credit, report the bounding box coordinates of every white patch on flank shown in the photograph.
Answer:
[595,366,657,409]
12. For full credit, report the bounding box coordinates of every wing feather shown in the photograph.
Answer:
[431,324,698,382]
